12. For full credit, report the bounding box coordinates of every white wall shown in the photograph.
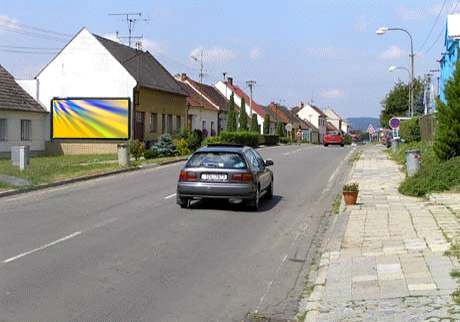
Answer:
[298,106,319,129]
[36,28,137,139]
[187,107,218,136]
[0,110,48,153]
[17,79,38,100]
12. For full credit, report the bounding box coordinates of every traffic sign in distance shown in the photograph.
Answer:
[285,123,293,132]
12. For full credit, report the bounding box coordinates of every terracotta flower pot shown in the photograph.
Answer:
[343,191,358,205]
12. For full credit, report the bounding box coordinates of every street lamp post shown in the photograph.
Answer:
[389,65,411,113]
[377,27,414,117]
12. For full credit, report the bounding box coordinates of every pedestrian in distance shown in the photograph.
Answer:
[296,128,302,145]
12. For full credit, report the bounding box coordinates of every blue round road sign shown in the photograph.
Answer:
[389,117,400,129]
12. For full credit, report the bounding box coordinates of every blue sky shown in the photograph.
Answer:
[0,0,456,118]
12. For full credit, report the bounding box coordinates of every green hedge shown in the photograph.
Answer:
[144,149,159,159]
[400,117,421,143]
[201,131,259,147]
[220,131,259,147]
[258,135,279,146]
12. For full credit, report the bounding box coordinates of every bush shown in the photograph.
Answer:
[174,138,192,156]
[153,134,176,156]
[434,60,460,160]
[400,117,421,143]
[399,156,460,197]
[263,114,270,135]
[280,136,291,144]
[259,135,279,146]
[144,149,159,159]
[186,129,204,151]
[219,131,259,147]
[343,134,352,145]
[250,113,259,133]
[202,136,222,146]
[129,139,145,161]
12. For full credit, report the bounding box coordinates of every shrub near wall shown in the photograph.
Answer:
[400,117,421,143]
[219,131,259,147]
[259,135,279,146]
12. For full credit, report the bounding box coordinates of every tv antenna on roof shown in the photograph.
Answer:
[109,12,148,48]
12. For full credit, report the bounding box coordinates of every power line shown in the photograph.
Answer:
[0,25,69,42]
[424,0,460,55]
[417,0,448,53]
[0,16,72,38]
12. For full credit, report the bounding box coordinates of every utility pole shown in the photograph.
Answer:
[246,80,256,116]
[109,12,147,47]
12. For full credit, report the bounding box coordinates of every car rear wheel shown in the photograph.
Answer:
[248,187,260,211]
[341,143,344,147]
[324,143,328,147]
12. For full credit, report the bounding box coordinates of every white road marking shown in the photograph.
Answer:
[3,231,82,264]
[164,193,177,199]
[283,152,290,156]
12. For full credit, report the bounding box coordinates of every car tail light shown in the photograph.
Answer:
[231,173,253,182]
[179,170,197,181]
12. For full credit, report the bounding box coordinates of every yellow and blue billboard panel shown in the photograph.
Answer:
[51,98,130,140]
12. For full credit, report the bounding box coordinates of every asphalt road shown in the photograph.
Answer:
[0,144,353,322]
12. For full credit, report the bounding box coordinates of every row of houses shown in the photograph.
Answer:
[0,27,350,158]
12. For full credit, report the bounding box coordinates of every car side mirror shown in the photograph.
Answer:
[264,159,274,167]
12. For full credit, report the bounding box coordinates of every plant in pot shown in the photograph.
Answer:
[343,182,359,205]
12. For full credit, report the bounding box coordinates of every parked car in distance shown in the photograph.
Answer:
[176,144,274,210]
[324,131,344,147]
[382,132,394,148]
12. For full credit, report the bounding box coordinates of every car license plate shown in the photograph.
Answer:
[201,173,227,181]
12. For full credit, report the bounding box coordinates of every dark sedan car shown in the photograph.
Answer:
[176,144,274,210]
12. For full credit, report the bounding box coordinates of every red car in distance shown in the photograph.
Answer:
[324,132,344,147]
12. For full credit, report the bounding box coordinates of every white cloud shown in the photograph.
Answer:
[355,15,372,33]
[0,15,18,31]
[190,46,236,63]
[141,39,165,54]
[320,88,344,98]
[250,48,260,60]
[380,46,405,60]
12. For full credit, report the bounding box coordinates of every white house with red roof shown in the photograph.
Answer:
[295,102,327,143]
[215,77,276,134]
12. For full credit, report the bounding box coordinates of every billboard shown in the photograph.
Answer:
[51,98,130,140]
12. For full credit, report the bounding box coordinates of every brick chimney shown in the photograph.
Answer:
[227,77,233,85]
[181,73,187,81]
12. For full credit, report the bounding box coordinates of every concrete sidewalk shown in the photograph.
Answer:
[300,145,460,321]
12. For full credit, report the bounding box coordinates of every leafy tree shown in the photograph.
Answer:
[276,122,284,137]
[129,139,145,161]
[434,60,460,160]
[250,113,259,133]
[263,114,270,134]
[238,98,248,131]
[380,79,423,128]
[226,93,238,132]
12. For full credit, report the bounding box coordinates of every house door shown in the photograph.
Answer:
[134,111,145,141]
[188,115,193,131]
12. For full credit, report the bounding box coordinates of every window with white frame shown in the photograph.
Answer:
[21,119,31,141]
[0,119,6,141]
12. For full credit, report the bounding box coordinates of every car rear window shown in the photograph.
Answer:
[186,152,247,169]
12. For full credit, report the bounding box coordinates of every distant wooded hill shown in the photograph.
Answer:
[347,117,381,131]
